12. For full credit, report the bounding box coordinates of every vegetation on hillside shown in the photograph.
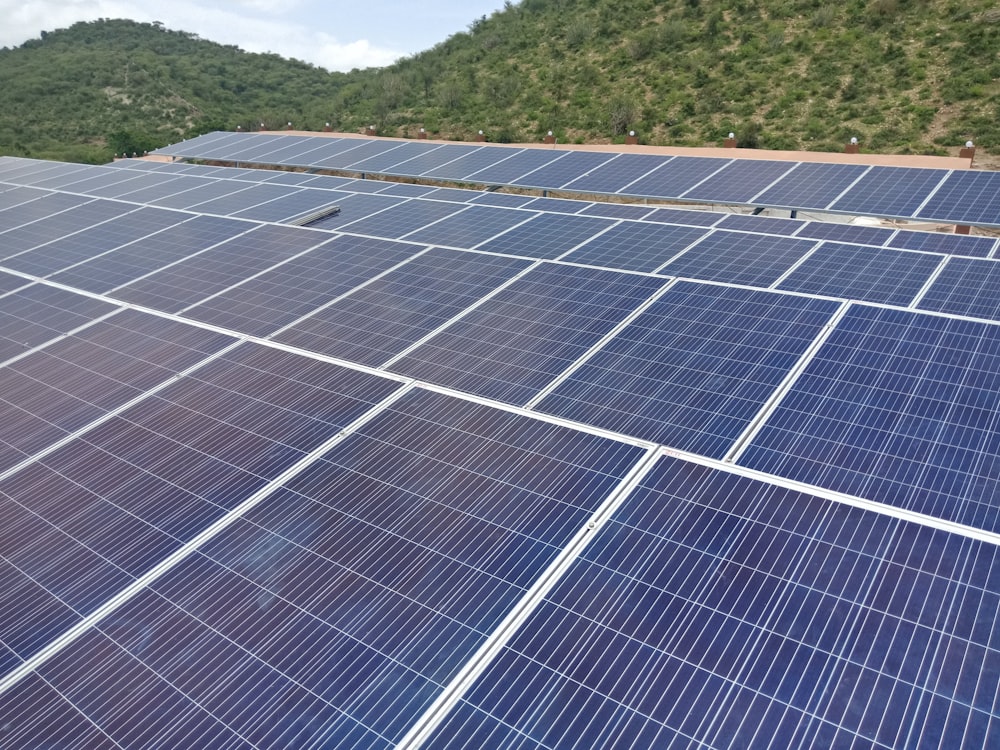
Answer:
[1,1,998,164]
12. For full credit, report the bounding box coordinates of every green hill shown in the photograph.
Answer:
[2,2,999,163]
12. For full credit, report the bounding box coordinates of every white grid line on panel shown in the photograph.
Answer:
[907,255,953,309]
[650,227,720,274]
[768,240,825,289]
[523,278,679,410]
[378,260,544,369]
[469,211,543,250]
[822,166,873,211]
[746,161,805,205]
[550,219,624,262]
[435,147,524,181]
[414,145,491,179]
[674,160,739,200]
[723,301,853,464]
[343,142,412,172]
[912,170,955,218]
[503,150,575,187]
[0,196,99,236]
[396,204,476,241]
[0,381,416,701]
[397,445,664,750]
[613,155,679,195]
[0,306,126,372]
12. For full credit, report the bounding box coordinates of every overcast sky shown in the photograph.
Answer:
[1,0,509,71]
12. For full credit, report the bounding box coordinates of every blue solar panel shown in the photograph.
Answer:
[776,242,944,306]
[562,222,709,273]
[888,229,997,258]
[48,215,250,293]
[1,388,645,749]
[111,224,325,313]
[338,199,464,238]
[424,453,1000,749]
[0,310,234,472]
[794,221,896,247]
[0,284,119,362]
[421,186,484,203]
[181,235,422,337]
[99,174,208,203]
[0,186,49,212]
[0,269,30,296]
[752,162,869,210]
[314,139,404,169]
[401,205,537,248]
[740,305,1000,532]
[138,177,242,209]
[1,207,188,278]
[301,192,403,230]
[228,188,343,223]
[181,183,300,215]
[392,144,482,178]
[0,192,93,233]
[389,263,666,405]
[0,345,402,670]
[475,213,617,260]
[658,231,817,286]
[620,156,732,198]
[468,191,538,208]
[337,178,395,193]
[341,141,426,172]
[522,196,590,214]
[379,182,439,198]
[642,206,723,227]
[916,257,1000,321]
[537,281,840,455]
[578,202,656,220]
[510,151,617,189]
[917,170,1000,226]
[561,153,672,194]
[274,248,532,365]
[717,213,806,236]
[464,150,564,184]
[681,159,797,203]
[0,200,129,258]
[829,167,947,217]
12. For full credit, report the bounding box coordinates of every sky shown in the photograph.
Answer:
[0,0,509,71]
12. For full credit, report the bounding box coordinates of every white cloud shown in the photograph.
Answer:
[0,0,404,71]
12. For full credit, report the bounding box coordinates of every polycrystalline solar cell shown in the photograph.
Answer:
[0,284,120,363]
[338,198,464,238]
[425,454,1000,750]
[420,145,515,180]
[337,178,395,193]
[303,192,403,230]
[179,182,300,215]
[523,196,590,214]
[0,186,50,212]
[776,242,943,306]
[475,213,617,260]
[42,168,148,196]
[619,156,732,198]
[49,214,251,293]
[464,149,565,185]
[889,229,997,258]
[298,173,358,190]
[537,282,840,456]
[752,162,869,210]
[274,247,531,365]
[421,186,483,203]
[509,151,617,189]
[561,153,672,194]
[182,235,422,337]
[101,173,206,203]
[401,205,537,248]
[111,223,326,313]
[341,141,427,172]
[2,206,188,277]
[681,159,797,203]
[578,202,655,220]
[15,163,99,188]
[0,200,130,258]
[916,257,1000,321]
[314,139,404,169]
[829,167,948,217]
[0,269,30,296]
[739,305,1000,532]
[0,344,402,668]
[247,136,333,166]
[468,191,538,208]
[379,182,438,198]
[261,170,327,186]
[642,206,723,227]
[229,189,343,223]
[0,675,122,749]
[658,231,817,287]
[389,263,667,405]
[203,134,291,163]
[0,160,85,185]
[716,213,806,236]
[156,130,246,158]
[81,172,184,199]
[3,388,645,749]
[0,309,234,472]
[0,192,92,233]
[917,170,1000,226]
[562,222,708,273]
[794,221,895,247]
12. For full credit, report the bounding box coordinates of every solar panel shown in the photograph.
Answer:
[0,192,93,233]
[917,170,1000,226]
[828,167,947,218]
[562,221,708,272]
[642,206,723,227]
[0,186,50,212]
[463,149,564,185]
[510,151,617,189]
[388,263,666,405]
[578,202,656,220]
[274,247,532,365]
[0,388,645,749]
[400,205,537,248]
[752,162,869,210]
[888,229,997,258]
[338,199,464,238]
[915,257,1000,321]
[391,143,481,178]
[739,305,1000,532]
[181,235,423,337]
[110,224,324,312]
[228,189,343,224]
[536,282,841,456]
[794,221,896,247]
[620,156,732,198]
[680,159,797,203]
[775,242,944,306]
[658,231,817,286]
[561,153,672,194]
[475,213,617,260]
[423,453,1000,749]
[304,192,403,230]
[716,213,806,236]
[468,191,538,208]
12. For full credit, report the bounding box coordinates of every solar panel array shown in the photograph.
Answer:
[153,131,1000,228]
[2,149,1000,749]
